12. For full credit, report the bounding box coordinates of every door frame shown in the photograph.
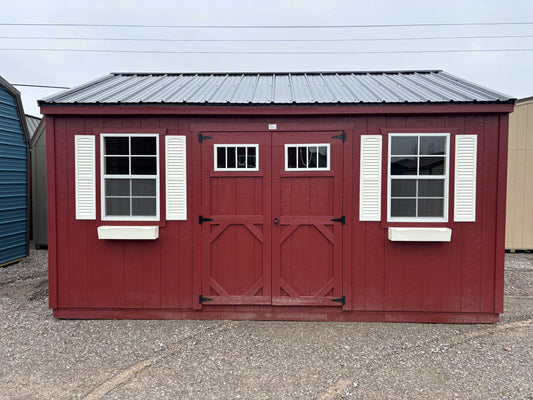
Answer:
[191,121,354,310]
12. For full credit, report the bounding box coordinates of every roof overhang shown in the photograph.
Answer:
[40,102,515,116]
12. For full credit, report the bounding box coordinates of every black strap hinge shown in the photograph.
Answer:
[198,133,213,143]
[199,295,213,304]
[331,296,345,305]
[330,216,345,225]
[199,215,214,224]
[332,131,346,142]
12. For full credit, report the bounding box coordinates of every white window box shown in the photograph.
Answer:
[388,227,452,242]
[97,226,159,240]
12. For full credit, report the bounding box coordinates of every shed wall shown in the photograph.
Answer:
[31,122,47,248]
[46,111,507,321]
[506,99,533,250]
[0,87,28,266]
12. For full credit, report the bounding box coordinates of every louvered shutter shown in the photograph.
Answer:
[360,135,382,221]
[454,135,477,222]
[166,136,187,220]
[74,135,96,220]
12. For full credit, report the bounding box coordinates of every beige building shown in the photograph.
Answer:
[506,97,533,250]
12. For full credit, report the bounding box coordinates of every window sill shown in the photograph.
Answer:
[388,227,451,242]
[97,226,159,240]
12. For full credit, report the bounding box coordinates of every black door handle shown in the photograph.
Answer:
[274,217,278,225]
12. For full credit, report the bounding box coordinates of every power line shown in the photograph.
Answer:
[12,83,70,89]
[1,34,533,43]
[1,22,533,29]
[2,47,533,55]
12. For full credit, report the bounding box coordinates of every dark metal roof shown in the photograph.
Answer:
[40,70,513,106]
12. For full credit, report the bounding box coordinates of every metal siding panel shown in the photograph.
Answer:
[0,86,27,265]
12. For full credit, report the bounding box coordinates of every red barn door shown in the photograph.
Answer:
[200,132,272,305]
[200,131,344,308]
[271,132,344,306]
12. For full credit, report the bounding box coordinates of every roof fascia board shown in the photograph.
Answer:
[40,103,515,116]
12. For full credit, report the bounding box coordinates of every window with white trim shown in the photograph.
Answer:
[388,134,449,221]
[214,144,258,171]
[101,134,159,220]
[285,144,330,171]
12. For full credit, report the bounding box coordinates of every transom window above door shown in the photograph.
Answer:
[388,134,449,222]
[214,144,258,171]
[285,144,330,171]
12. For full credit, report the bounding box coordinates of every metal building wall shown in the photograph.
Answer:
[0,85,28,266]
[506,98,533,250]
[31,121,47,248]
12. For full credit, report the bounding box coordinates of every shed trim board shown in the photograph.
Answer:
[41,70,513,323]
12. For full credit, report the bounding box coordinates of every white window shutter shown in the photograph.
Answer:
[166,135,187,220]
[74,135,96,220]
[360,135,382,221]
[454,135,477,222]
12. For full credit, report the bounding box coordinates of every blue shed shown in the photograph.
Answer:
[0,76,29,266]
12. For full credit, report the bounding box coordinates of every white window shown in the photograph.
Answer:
[285,144,330,171]
[388,133,449,222]
[214,144,258,171]
[101,134,159,221]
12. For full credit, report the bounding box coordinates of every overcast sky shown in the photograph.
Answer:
[2,0,533,117]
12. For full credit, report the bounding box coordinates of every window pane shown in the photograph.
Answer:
[318,146,328,168]
[418,179,444,197]
[391,136,417,155]
[391,179,416,197]
[391,199,416,217]
[297,147,307,168]
[132,198,157,216]
[287,147,296,168]
[418,199,444,217]
[105,157,129,174]
[131,157,157,175]
[216,147,226,168]
[227,147,236,168]
[132,179,156,196]
[106,179,130,196]
[237,147,246,168]
[247,146,256,168]
[308,146,318,168]
[391,157,417,175]
[420,136,446,155]
[106,198,130,216]
[131,137,156,155]
[419,157,445,175]
[105,137,129,155]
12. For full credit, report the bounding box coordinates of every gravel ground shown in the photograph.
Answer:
[0,248,532,400]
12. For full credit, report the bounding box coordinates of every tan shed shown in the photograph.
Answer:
[506,97,533,250]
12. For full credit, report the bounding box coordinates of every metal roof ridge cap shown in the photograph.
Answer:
[39,73,115,103]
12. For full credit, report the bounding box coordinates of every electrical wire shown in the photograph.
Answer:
[1,48,533,55]
[1,34,533,43]
[1,22,532,29]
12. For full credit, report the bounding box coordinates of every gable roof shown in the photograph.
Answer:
[0,75,31,144]
[40,70,513,106]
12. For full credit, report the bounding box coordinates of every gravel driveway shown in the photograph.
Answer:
[1,248,532,399]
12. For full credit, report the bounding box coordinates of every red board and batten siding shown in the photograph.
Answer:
[44,104,510,323]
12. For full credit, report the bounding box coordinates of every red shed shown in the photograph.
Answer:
[39,71,514,323]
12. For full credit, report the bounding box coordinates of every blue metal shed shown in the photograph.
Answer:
[0,76,29,266]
